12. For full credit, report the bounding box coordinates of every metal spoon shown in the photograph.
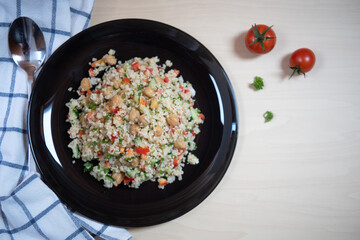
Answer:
[8,17,46,172]
[8,16,46,84]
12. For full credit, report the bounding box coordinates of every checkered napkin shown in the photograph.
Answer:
[0,1,132,239]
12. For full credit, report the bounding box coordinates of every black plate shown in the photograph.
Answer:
[28,19,238,227]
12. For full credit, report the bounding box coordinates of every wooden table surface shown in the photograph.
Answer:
[90,0,360,239]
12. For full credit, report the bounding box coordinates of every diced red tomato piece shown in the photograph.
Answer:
[96,89,101,94]
[135,147,150,154]
[89,68,95,77]
[174,69,180,76]
[124,177,134,185]
[112,108,119,114]
[131,62,140,71]
[86,90,92,96]
[123,77,130,85]
[173,158,179,167]
[141,165,146,171]
[159,178,168,186]
[183,130,188,135]
[78,130,84,139]
[97,151,102,156]
[116,67,120,72]
[111,135,117,142]
[139,98,147,106]
[105,161,111,168]
[199,113,205,120]
[184,89,190,93]
[178,148,186,153]
[66,114,70,119]
[163,77,169,83]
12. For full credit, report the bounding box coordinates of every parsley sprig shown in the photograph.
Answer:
[263,111,274,122]
[252,76,264,90]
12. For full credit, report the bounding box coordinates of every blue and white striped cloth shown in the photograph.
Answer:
[0,1,132,239]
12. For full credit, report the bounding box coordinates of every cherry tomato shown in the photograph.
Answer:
[245,24,276,54]
[289,48,316,78]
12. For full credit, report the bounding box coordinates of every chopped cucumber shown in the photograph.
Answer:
[68,140,80,159]
[148,77,156,89]
[133,137,144,147]
[139,105,150,115]
[83,162,93,172]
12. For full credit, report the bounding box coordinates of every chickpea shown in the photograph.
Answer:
[113,115,123,125]
[131,158,140,167]
[110,94,122,108]
[80,78,90,91]
[112,172,124,185]
[154,75,163,83]
[150,99,159,109]
[174,137,187,149]
[104,54,117,65]
[166,114,179,126]
[113,79,122,89]
[129,109,140,122]
[83,97,90,104]
[143,87,155,98]
[154,126,162,136]
[130,124,140,135]
[105,104,111,112]
[103,87,112,98]
[138,115,149,126]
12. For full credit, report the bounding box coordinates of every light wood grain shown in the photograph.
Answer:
[91,0,360,239]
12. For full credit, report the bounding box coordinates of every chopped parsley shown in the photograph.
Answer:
[252,76,264,90]
[87,102,96,110]
[263,111,274,122]
[105,113,112,121]
[83,162,93,172]
[73,109,79,118]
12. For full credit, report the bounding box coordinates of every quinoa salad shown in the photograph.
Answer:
[66,49,204,189]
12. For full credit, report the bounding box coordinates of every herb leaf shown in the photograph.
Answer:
[83,162,94,172]
[252,76,264,90]
[263,111,274,122]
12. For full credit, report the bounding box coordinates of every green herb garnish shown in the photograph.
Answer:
[138,92,141,104]
[263,111,274,122]
[91,141,97,146]
[105,175,115,181]
[83,162,93,172]
[252,76,264,90]
[73,109,79,118]
[87,102,96,110]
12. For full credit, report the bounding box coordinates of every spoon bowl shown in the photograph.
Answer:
[8,16,46,81]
